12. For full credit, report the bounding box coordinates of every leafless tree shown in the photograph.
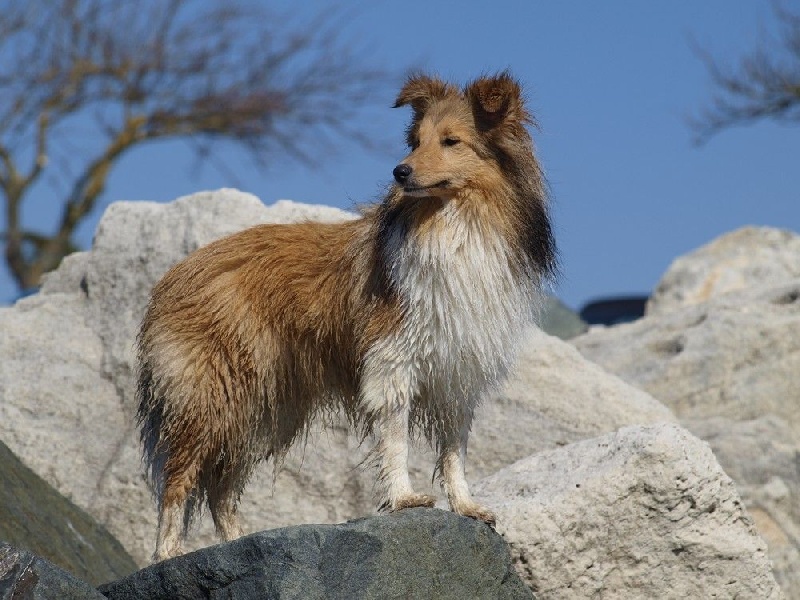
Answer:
[691,3,800,144]
[0,0,389,291]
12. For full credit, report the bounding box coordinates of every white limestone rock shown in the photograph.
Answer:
[474,423,783,599]
[572,228,800,597]
[647,226,800,316]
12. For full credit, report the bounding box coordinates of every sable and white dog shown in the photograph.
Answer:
[137,72,557,561]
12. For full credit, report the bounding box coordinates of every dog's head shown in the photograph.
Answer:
[392,72,534,199]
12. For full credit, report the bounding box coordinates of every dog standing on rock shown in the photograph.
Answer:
[136,72,557,561]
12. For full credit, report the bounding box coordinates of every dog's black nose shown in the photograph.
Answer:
[393,163,412,184]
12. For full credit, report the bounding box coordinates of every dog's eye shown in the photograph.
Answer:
[442,137,460,147]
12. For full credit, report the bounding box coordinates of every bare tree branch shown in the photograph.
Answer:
[691,3,800,144]
[0,0,392,291]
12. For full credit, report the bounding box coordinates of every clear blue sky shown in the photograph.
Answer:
[3,1,799,309]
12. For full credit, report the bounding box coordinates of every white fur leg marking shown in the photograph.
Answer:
[209,492,244,542]
[441,439,472,509]
[213,509,244,542]
[361,355,436,511]
[378,405,415,507]
[441,442,496,526]
[153,503,184,562]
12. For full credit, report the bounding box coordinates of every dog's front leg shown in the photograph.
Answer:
[361,358,436,512]
[376,401,437,511]
[439,424,497,526]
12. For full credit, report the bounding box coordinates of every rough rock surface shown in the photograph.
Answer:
[687,415,800,594]
[0,441,137,586]
[573,229,800,596]
[0,189,673,565]
[473,423,783,600]
[575,282,800,433]
[0,544,106,600]
[647,226,800,316]
[574,292,800,594]
[99,508,532,600]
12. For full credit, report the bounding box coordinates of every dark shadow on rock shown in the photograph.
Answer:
[0,441,138,586]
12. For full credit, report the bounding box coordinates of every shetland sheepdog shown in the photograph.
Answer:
[137,72,557,561]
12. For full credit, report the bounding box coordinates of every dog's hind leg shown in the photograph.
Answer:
[207,466,246,543]
[209,496,244,542]
[154,504,183,562]
[153,463,199,562]
[438,419,496,526]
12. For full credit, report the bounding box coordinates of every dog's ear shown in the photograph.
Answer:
[466,72,531,130]
[394,74,451,115]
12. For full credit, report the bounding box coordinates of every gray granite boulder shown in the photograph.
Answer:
[0,544,106,600]
[539,296,587,340]
[573,288,800,595]
[98,508,532,600]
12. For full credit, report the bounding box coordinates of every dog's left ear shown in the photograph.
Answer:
[466,72,530,129]
[394,74,452,116]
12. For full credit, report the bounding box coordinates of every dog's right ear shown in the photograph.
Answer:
[393,74,451,115]
[466,71,531,131]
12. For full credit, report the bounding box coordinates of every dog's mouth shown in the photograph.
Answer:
[403,180,450,195]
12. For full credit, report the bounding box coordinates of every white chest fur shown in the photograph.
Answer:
[365,201,538,414]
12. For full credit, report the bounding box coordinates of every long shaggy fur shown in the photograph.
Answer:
[137,71,556,561]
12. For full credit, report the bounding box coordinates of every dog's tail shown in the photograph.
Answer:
[136,359,168,504]
[137,354,206,535]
